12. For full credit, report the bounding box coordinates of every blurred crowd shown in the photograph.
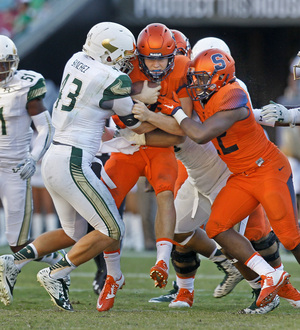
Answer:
[0,0,48,38]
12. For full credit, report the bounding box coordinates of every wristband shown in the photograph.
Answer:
[173,108,188,125]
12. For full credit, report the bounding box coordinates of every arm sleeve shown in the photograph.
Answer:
[30,111,54,161]
[111,97,141,129]
[100,74,141,129]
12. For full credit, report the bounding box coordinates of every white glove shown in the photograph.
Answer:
[133,81,161,105]
[261,102,292,125]
[117,128,146,145]
[13,157,36,180]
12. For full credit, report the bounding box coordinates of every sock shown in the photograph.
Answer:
[104,249,121,280]
[209,248,226,263]
[246,276,261,290]
[156,239,173,269]
[176,274,195,293]
[39,250,65,265]
[274,263,284,271]
[45,213,58,232]
[49,254,76,280]
[245,252,275,276]
[13,243,38,270]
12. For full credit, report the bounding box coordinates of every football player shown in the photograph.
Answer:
[150,48,300,309]
[132,36,294,313]
[171,29,192,58]
[0,35,69,277]
[0,22,145,312]
[95,23,192,312]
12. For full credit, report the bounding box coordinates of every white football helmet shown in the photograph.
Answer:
[192,37,231,59]
[82,22,136,74]
[0,35,19,87]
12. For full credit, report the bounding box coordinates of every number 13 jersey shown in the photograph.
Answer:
[52,51,133,157]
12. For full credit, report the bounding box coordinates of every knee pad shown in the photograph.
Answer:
[171,249,201,274]
[251,231,280,262]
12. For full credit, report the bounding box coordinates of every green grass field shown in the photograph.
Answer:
[0,245,299,329]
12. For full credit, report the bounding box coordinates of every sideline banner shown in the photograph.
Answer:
[114,0,300,26]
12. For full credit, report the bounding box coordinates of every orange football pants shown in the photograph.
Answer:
[206,149,300,251]
[244,204,271,242]
[103,146,178,209]
[174,160,188,198]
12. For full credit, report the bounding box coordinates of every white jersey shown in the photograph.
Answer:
[0,70,46,162]
[52,51,135,157]
[175,137,230,199]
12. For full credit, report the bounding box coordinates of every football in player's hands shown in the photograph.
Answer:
[130,80,160,95]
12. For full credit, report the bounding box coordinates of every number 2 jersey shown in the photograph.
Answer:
[52,51,137,157]
[193,81,278,174]
[0,70,46,162]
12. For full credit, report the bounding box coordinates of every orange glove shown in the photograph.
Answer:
[157,92,182,116]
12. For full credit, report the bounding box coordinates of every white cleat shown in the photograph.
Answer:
[0,255,20,306]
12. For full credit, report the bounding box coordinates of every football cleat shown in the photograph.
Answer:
[148,281,179,303]
[169,288,194,308]
[97,274,125,312]
[150,260,168,288]
[257,270,290,307]
[0,255,20,305]
[213,259,244,298]
[278,281,300,308]
[37,268,73,311]
[238,288,280,314]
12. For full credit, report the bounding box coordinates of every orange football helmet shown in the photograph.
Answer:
[187,48,236,101]
[171,29,192,59]
[137,23,176,82]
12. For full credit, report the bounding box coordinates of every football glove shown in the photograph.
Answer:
[261,101,292,125]
[13,157,36,180]
[117,128,146,145]
[157,92,182,116]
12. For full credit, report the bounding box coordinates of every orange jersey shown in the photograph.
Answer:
[130,55,190,98]
[112,55,190,129]
[193,82,277,174]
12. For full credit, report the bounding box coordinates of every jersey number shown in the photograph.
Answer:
[0,107,7,135]
[21,73,35,82]
[216,132,238,155]
[55,74,82,112]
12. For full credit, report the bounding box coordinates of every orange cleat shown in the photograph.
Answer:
[169,288,194,308]
[96,274,125,312]
[256,270,290,307]
[278,281,300,308]
[150,260,168,288]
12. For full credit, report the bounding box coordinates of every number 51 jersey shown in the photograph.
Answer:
[0,70,46,162]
